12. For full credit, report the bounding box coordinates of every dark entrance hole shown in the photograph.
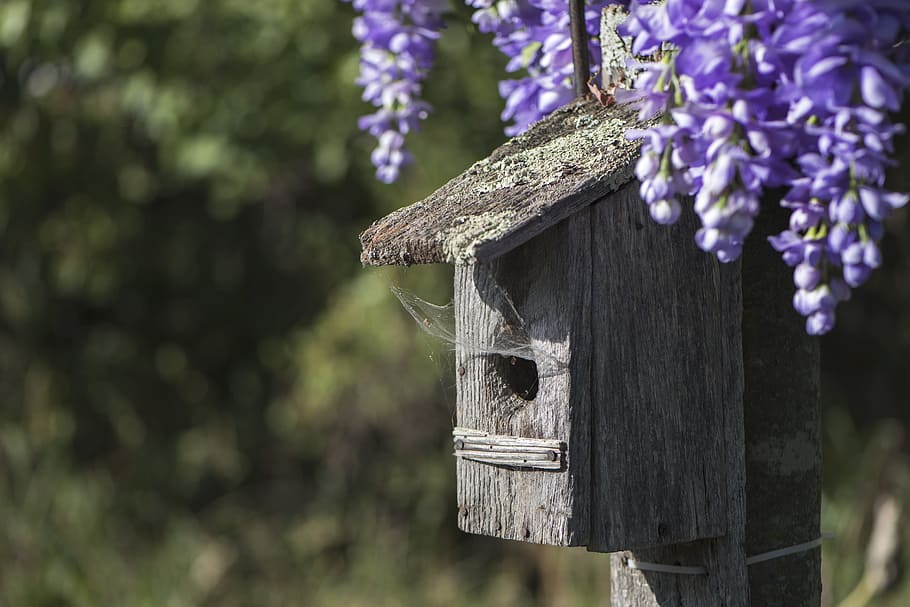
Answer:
[494,354,539,401]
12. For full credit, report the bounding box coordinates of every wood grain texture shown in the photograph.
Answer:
[360,100,649,267]
[454,211,592,546]
[588,182,741,553]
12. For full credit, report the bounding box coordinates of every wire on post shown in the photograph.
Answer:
[623,533,835,576]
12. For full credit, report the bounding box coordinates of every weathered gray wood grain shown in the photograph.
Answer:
[451,180,747,559]
[588,182,740,553]
[454,211,592,546]
[361,100,647,267]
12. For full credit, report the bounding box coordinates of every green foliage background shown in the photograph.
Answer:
[0,2,908,606]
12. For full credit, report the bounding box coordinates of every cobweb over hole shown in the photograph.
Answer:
[391,286,566,378]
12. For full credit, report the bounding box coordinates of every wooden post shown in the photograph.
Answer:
[741,201,822,605]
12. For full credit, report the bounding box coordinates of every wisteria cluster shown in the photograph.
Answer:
[468,0,624,135]
[348,0,447,183]
[349,1,623,182]
[624,0,910,334]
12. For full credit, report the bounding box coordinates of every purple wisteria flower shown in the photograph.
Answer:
[768,0,910,334]
[349,0,447,183]
[625,0,910,335]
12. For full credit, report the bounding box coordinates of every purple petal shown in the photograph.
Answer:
[806,310,835,335]
[844,263,872,287]
[860,66,899,110]
[794,263,822,290]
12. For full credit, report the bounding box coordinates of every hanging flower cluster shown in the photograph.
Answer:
[348,1,622,178]
[624,0,910,334]
[348,0,447,183]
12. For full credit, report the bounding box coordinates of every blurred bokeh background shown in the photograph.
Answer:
[0,2,908,606]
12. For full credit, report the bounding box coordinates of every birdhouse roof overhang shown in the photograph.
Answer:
[359,100,650,267]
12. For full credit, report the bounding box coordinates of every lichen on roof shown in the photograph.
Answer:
[437,210,518,265]
[360,99,648,267]
[468,109,635,197]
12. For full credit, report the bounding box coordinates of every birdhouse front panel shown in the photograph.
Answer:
[454,212,593,547]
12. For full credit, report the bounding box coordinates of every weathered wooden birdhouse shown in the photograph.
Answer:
[359,100,742,554]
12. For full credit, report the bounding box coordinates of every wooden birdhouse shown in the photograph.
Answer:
[359,100,743,554]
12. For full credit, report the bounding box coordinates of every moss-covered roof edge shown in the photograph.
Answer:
[359,99,647,267]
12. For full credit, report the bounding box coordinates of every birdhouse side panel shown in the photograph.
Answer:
[454,212,592,547]
[587,181,744,552]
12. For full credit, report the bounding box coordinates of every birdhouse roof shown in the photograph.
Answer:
[359,99,648,267]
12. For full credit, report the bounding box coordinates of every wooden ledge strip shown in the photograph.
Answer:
[453,427,566,470]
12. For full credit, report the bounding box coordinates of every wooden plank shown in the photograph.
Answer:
[360,100,648,267]
[588,181,739,552]
[606,254,749,606]
[453,428,563,449]
[454,211,592,546]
